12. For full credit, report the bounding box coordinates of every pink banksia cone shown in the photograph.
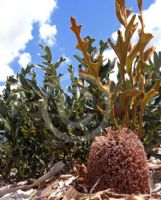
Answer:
[86,128,149,194]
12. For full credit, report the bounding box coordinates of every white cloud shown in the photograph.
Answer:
[103,49,117,62]
[0,65,14,82]
[0,0,57,83]
[18,52,32,68]
[143,0,161,51]
[103,49,118,83]
[0,85,5,94]
[39,24,57,46]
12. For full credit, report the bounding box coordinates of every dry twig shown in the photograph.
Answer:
[0,161,65,198]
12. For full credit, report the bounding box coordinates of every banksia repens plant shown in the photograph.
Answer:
[70,0,161,195]
[86,128,149,194]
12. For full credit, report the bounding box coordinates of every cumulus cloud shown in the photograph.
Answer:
[103,49,117,62]
[103,49,118,82]
[0,65,14,82]
[39,24,57,46]
[0,0,57,83]
[0,85,5,94]
[18,52,32,68]
[143,0,161,51]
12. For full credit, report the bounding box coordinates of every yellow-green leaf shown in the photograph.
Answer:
[145,71,154,88]
[152,78,161,91]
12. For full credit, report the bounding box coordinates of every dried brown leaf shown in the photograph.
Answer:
[143,46,155,61]
[70,17,101,80]
[137,0,143,12]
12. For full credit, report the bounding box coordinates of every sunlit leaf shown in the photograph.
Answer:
[137,0,143,12]
[120,89,142,124]
[115,0,126,27]
[143,46,155,61]
[70,17,102,79]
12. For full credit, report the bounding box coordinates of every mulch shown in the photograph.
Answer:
[1,157,161,200]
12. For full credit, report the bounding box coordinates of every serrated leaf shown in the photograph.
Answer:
[70,17,102,80]
[54,57,66,69]
[21,64,35,76]
[45,46,52,63]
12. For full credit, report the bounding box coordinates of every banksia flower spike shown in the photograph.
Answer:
[86,128,149,194]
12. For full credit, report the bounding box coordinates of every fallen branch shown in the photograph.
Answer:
[0,161,65,198]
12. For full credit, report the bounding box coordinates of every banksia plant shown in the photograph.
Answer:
[70,0,161,195]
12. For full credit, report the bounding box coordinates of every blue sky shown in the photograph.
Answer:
[0,0,159,92]
[52,0,154,60]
